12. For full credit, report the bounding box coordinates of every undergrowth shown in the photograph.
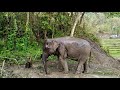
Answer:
[0,43,42,65]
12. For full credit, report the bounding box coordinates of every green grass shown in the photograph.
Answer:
[101,39,120,59]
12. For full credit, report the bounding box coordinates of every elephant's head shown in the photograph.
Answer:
[44,40,59,54]
[42,39,59,74]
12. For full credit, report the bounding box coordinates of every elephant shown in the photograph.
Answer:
[42,36,91,74]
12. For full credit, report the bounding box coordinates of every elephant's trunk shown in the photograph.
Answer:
[42,52,49,74]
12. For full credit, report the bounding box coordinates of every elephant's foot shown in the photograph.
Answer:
[82,70,88,74]
[75,71,82,74]
[57,63,64,72]
[63,71,69,74]
[58,69,63,72]
[45,71,51,75]
[57,66,64,72]
[57,67,64,72]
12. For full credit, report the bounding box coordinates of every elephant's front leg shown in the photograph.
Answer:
[59,56,69,74]
[57,60,64,72]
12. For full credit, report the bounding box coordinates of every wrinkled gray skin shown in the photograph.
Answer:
[42,36,91,74]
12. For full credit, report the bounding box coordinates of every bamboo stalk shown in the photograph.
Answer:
[1,60,5,76]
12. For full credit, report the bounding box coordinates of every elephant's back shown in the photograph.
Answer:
[47,36,90,47]
[58,37,90,46]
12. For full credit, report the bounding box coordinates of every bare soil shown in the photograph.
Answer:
[1,60,120,78]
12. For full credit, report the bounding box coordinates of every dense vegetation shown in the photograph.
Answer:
[0,12,120,65]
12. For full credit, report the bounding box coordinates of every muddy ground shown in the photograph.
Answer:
[1,60,120,78]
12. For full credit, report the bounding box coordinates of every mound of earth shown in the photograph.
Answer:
[85,38,120,73]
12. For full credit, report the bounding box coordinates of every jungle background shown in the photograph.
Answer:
[0,12,120,78]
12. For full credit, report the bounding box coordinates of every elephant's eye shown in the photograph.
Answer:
[46,42,49,45]
[45,43,50,49]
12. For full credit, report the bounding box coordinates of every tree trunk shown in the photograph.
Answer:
[30,12,41,45]
[13,13,17,50]
[4,12,9,48]
[52,31,54,39]
[28,12,33,45]
[79,12,85,26]
[44,30,47,39]
[70,12,85,37]
[24,12,30,49]
[26,12,29,32]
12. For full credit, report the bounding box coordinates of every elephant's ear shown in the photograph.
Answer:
[58,43,67,58]
[43,39,48,50]
[52,40,59,51]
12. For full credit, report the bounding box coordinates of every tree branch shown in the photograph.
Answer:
[70,12,85,37]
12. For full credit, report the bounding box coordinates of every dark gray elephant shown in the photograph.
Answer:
[42,36,91,74]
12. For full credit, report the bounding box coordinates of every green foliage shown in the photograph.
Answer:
[48,55,57,61]
[0,42,42,64]
[75,25,100,44]
[0,40,4,50]
[0,12,42,64]
[105,12,120,18]
[35,12,71,38]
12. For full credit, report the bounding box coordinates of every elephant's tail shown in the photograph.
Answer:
[88,50,92,69]
[89,50,92,61]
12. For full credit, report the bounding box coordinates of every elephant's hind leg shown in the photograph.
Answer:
[82,60,88,73]
[75,56,87,74]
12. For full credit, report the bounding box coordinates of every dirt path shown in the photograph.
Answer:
[4,67,120,78]
[1,61,120,78]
